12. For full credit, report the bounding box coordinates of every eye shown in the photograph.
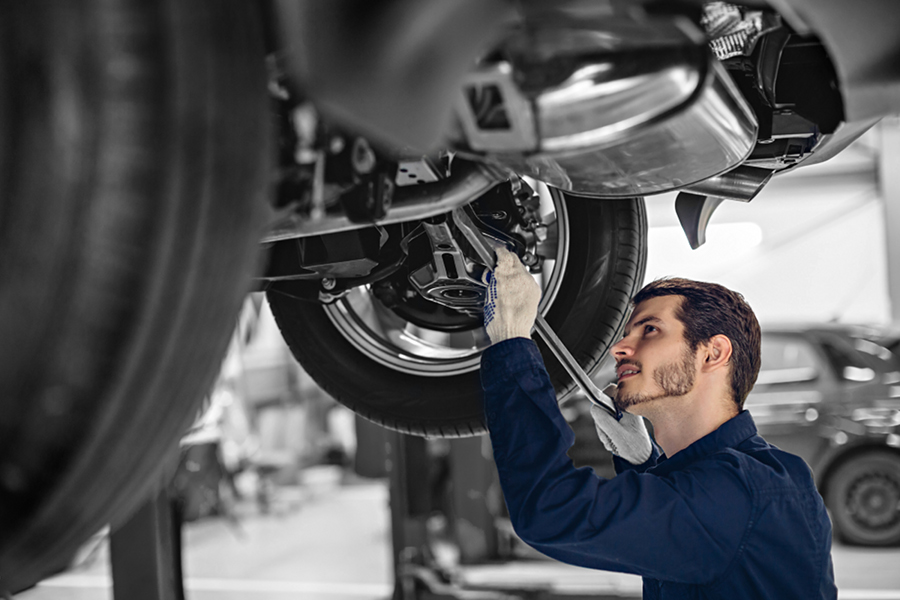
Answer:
[644,324,657,335]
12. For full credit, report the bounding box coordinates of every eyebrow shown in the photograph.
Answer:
[623,316,663,336]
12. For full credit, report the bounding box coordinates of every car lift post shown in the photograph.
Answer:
[109,486,185,600]
[387,428,515,600]
[386,430,432,599]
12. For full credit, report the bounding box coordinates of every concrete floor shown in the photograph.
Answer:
[14,465,900,600]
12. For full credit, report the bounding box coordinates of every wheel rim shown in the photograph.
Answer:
[324,182,570,376]
[846,472,900,531]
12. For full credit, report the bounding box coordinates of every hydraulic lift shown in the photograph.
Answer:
[383,427,633,600]
[384,431,508,600]
[108,419,627,600]
[109,488,185,600]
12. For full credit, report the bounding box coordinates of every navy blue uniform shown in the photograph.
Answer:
[481,338,837,599]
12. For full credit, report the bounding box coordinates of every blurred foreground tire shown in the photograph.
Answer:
[0,0,270,592]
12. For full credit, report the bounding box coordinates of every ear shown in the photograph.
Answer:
[701,334,733,372]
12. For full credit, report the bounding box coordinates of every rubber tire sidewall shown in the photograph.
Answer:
[267,195,646,437]
[826,450,900,546]
[0,0,270,591]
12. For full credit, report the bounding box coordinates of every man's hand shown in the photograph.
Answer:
[590,402,653,465]
[483,247,541,344]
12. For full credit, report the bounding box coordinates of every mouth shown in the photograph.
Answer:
[616,364,641,382]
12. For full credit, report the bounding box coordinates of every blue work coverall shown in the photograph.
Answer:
[481,338,837,599]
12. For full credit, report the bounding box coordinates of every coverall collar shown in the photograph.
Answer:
[649,410,758,476]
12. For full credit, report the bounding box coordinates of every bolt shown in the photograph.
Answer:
[522,252,538,267]
[329,136,346,154]
[322,277,337,290]
[291,104,318,144]
[351,138,377,174]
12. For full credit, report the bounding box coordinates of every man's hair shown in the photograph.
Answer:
[632,277,761,409]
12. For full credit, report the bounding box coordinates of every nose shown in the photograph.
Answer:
[610,335,633,359]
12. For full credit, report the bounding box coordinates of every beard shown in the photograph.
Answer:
[615,345,696,410]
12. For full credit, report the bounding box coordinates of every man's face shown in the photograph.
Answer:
[609,295,698,411]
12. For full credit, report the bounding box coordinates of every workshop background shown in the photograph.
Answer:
[14,121,900,600]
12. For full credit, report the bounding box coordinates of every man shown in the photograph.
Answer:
[481,247,837,598]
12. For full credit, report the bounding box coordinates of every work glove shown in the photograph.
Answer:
[590,386,653,465]
[483,247,541,344]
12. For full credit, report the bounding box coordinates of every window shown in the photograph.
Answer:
[819,338,876,382]
[756,336,820,385]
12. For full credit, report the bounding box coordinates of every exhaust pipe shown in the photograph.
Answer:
[683,165,774,202]
[675,165,774,250]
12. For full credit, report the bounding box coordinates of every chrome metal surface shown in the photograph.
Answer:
[683,165,774,202]
[534,47,702,155]
[408,222,486,315]
[450,10,758,199]
[262,161,501,242]
[456,26,705,156]
[498,58,758,197]
[323,181,569,377]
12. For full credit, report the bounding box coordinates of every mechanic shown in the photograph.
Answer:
[480,247,837,598]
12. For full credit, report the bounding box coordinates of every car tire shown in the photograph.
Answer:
[0,0,269,592]
[267,194,646,437]
[826,450,900,546]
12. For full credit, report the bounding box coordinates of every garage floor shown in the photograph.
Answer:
[13,465,900,600]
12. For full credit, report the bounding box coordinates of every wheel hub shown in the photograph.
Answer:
[323,180,569,376]
[848,473,900,529]
[408,221,489,317]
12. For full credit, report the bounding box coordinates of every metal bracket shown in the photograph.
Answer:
[675,192,726,250]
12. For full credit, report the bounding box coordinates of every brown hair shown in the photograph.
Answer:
[632,278,761,409]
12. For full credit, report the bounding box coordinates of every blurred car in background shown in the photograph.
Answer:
[749,323,900,546]
[567,322,900,546]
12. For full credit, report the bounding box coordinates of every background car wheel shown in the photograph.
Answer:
[0,0,269,592]
[268,193,646,437]
[826,450,900,546]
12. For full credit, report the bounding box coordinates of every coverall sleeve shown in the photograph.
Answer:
[480,338,752,584]
[613,443,662,475]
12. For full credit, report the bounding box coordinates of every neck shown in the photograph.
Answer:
[632,390,738,457]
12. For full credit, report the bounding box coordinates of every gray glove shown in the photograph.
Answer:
[590,391,653,465]
[483,247,541,344]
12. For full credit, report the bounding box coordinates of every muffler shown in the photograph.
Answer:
[452,15,759,198]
